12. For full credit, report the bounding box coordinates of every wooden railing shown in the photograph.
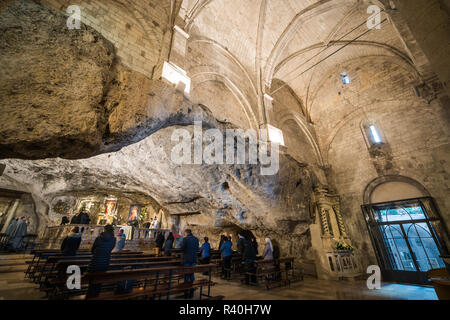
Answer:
[38,225,170,250]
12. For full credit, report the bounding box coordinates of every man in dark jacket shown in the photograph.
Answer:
[242,234,257,285]
[86,225,116,298]
[180,229,199,298]
[220,236,232,280]
[60,213,70,226]
[79,210,91,225]
[60,227,82,256]
[70,212,81,224]
[237,233,246,258]
[155,232,165,255]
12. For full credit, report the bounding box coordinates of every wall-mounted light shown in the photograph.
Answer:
[341,72,351,85]
[369,125,382,144]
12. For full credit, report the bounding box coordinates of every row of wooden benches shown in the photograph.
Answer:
[26,249,234,300]
[25,249,301,300]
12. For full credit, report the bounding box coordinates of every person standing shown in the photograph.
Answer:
[86,225,116,298]
[8,216,28,252]
[70,212,81,224]
[218,235,225,251]
[155,232,165,255]
[60,213,70,226]
[180,229,199,298]
[242,233,257,285]
[5,218,18,236]
[272,239,282,280]
[79,210,91,225]
[116,229,126,252]
[164,232,174,256]
[237,232,246,259]
[263,238,274,260]
[251,237,258,255]
[200,237,211,265]
[152,217,159,229]
[220,236,232,280]
[60,227,82,256]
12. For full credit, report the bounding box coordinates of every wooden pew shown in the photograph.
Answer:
[45,259,184,299]
[428,268,450,300]
[38,255,181,288]
[27,251,145,282]
[84,264,219,301]
[243,257,301,289]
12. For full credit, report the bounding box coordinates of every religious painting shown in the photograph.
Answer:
[104,199,117,216]
[128,204,142,221]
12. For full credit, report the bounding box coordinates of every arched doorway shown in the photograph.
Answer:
[361,177,449,284]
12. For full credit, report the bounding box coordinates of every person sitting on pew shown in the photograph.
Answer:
[180,229,199,298]
[60,227,82,256]
[220,236,232,280]
[86,225,116,298]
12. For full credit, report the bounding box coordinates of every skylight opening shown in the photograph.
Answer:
[369,125,382,144]
[341,72,351,85]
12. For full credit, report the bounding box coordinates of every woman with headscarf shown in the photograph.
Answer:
[262,238,274,261]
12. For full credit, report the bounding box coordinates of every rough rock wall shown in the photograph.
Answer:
[0,0,197,160]
[0,118,319,257]
[0,0,115,159]
[0,0,322,259]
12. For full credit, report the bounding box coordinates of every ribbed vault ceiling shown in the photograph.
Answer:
[179,0,415,120]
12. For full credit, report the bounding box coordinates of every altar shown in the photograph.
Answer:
[38,224,170,251]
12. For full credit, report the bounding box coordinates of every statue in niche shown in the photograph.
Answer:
[310,184,361,280]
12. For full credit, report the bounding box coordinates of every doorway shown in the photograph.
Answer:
[362,197,448,284]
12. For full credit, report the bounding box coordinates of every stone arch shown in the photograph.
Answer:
[190,72,259,131]
[276,111,324,166]
[363,175,430,204]
[264,0,387,87]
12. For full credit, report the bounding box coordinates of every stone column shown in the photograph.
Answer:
[1,199,20,233]
[319,207,331,237]
[333,205,348,239]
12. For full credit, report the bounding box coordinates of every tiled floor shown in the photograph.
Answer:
[210,276,438,300]
[0,253,438,300]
